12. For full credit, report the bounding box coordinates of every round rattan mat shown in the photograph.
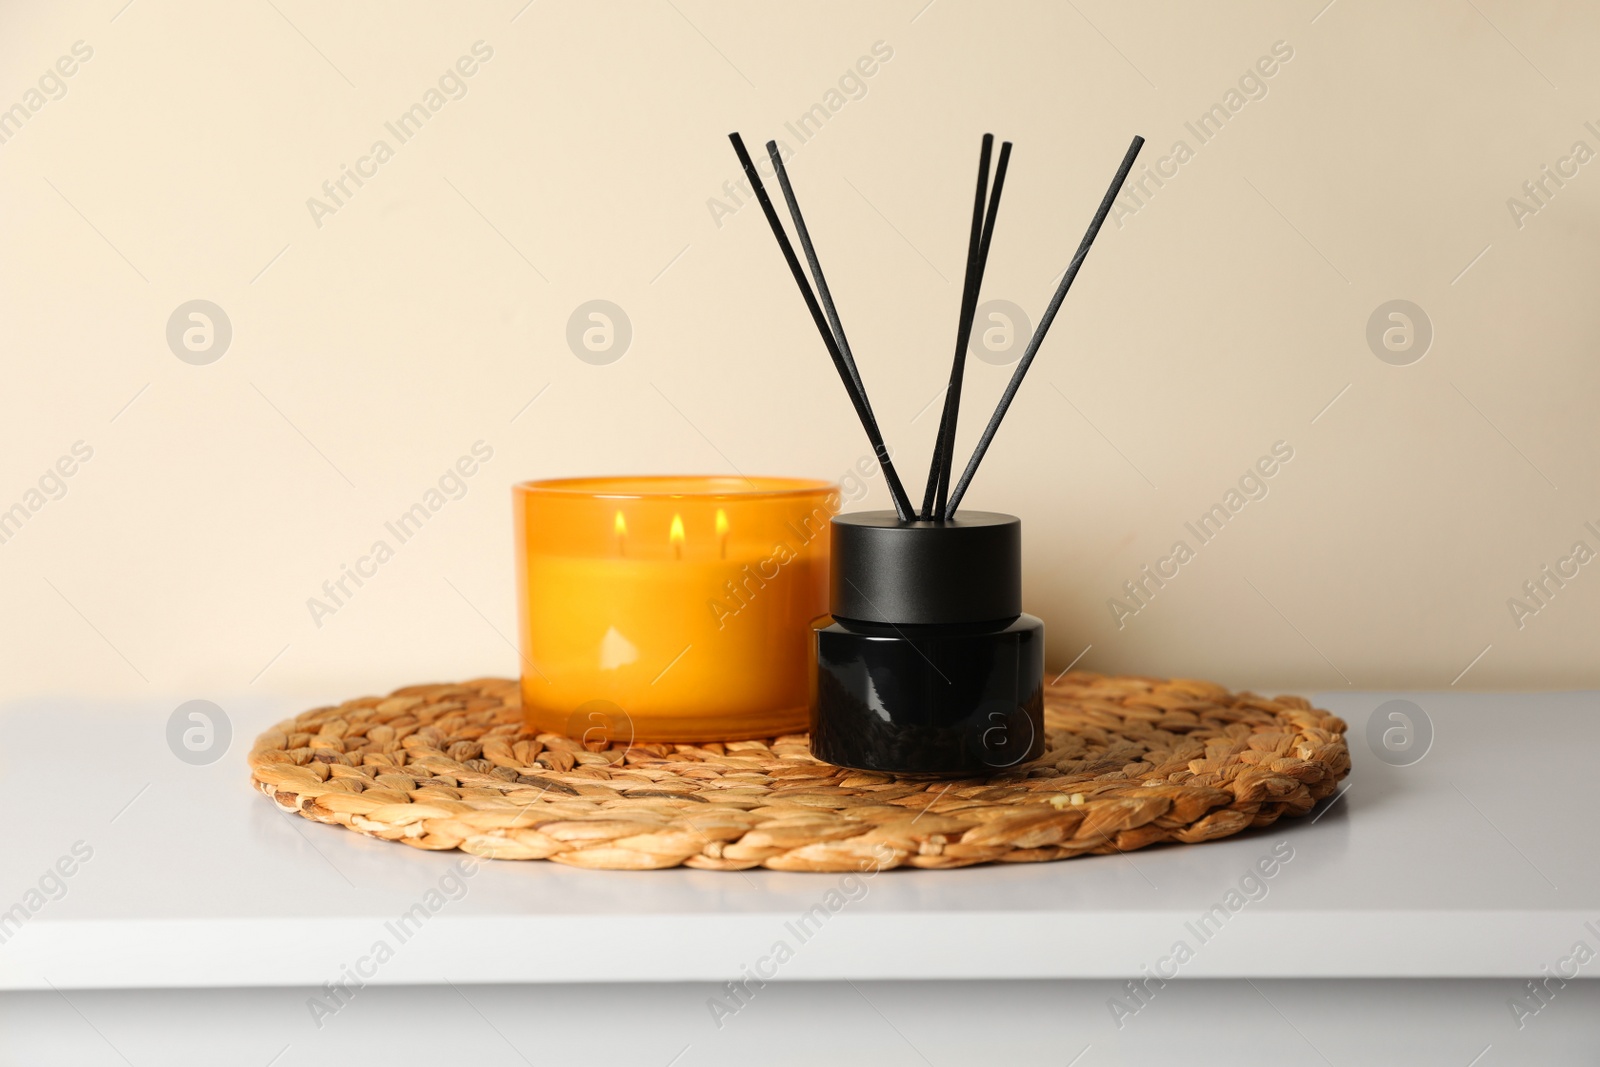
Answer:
[249,674,1349,872]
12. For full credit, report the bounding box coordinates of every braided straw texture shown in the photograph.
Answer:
[248,674,1349,872]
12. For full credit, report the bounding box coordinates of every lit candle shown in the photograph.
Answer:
[515,476,837,742]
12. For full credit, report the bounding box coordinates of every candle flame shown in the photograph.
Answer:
[715,508,728,559]
[614,511,627,537]
[669,513,685,559]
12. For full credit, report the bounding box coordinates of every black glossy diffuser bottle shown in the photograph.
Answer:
[810,511,1044,774]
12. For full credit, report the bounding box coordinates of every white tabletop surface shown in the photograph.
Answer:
[0,689,1591,990]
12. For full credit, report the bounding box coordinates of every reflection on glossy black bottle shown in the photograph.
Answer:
[811,613,1044,774]
[808,510,1046,775]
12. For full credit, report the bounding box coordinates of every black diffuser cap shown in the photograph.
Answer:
[830,510,1021,625]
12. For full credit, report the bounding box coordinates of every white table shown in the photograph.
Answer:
[2,690,1595,1065]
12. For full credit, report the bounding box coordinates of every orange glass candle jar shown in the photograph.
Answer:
[514,475,837,743]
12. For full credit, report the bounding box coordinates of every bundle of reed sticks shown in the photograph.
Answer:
[729,130,1143,522]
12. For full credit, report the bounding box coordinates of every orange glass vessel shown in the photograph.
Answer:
[514,475,837,743]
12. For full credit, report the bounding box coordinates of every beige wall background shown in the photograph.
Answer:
[2,0,1597,703]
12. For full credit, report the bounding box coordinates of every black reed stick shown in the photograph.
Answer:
[728,132,915,522]
[920,134,994,519]
[944,135,1145,518]
[934,138,1011,519]
[766,141,917,522]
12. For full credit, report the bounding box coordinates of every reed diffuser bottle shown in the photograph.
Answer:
[730,128,1142,773]
[812,512,1043,773]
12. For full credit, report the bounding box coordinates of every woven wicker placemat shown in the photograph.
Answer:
[249,674,1349,872]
